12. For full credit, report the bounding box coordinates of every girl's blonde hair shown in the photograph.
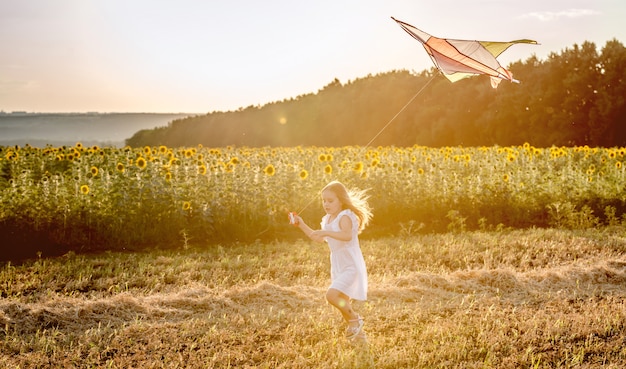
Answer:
[322,181,372,232]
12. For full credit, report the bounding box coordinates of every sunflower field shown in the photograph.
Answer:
[1,143,625,258]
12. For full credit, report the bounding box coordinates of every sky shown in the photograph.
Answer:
[1,0,625,114]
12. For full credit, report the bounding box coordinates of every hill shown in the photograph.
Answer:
[127,39,626,148]
[0,112,194,148]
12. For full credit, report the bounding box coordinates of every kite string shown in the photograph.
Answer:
[362,74,435,149]
[295,74,437,215]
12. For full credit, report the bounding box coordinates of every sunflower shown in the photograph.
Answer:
[264,164,276,176]
[182,201,191,211]
[616,161,622,170]
[164,172,172,181]
[353,162,364,173]
[587,164,596,175]
[417,168,425,175]
[502,174,509,182]
[116,162,125,173]
[299,169,308,180]
[159,145,168,154]
[90,166,99,176]
[80,184,89,195]
[136,157,147,169]
[324,164,332,175]
[198,164,207,175]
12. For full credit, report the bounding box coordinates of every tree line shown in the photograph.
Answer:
[127,39,626,148]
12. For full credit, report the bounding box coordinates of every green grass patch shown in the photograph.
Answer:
[2,227,626,368]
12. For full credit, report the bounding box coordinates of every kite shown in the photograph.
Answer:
[392,17,538,88]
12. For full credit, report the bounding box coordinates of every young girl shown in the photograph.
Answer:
[293,181,372,340]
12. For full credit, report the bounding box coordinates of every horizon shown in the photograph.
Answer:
[0,111,200,115]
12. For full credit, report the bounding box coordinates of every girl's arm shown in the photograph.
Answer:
[294,215,325,243]
[310,215,353,242]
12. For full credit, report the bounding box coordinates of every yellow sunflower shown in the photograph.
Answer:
[80,185,89,195]
[264,164,276,176]
[136,157,147,169]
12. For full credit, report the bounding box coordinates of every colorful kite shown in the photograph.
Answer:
[392,17,538,88]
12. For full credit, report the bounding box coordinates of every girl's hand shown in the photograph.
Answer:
[308,230,326,243]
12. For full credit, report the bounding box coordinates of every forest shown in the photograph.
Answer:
[127,39,626,149]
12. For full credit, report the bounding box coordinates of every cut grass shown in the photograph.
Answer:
[2,227,626,368]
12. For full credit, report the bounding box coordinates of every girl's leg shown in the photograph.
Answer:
[327,288,365,339]
[326,288,359,322]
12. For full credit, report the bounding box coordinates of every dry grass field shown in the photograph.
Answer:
[2,227,626,368]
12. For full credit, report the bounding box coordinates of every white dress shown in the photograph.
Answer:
[321,209,368,301]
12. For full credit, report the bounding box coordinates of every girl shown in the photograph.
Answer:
[293,181,372,340]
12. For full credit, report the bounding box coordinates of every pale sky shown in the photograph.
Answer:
[1,0,624,113]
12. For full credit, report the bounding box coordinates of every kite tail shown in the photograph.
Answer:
[491,68,518,88]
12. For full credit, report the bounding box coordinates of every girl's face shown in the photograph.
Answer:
[321,189,342,217]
